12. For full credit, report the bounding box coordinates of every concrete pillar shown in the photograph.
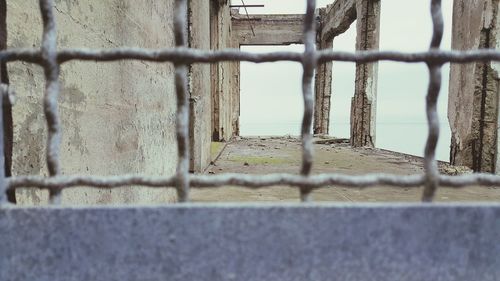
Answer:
[188,0,212,172]
[231,44,241,137]
[350,0,380,147]
[210,2,220,141]
[314,38,333,135]
[210,1,234,142]
[0,0,14,203]
[449,0,500,173]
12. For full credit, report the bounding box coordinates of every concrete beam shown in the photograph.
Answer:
[1,204,499,281]
[232,12,304,45]
[448,0,500,173]
[321,0,357,41]
[351,0,380,148]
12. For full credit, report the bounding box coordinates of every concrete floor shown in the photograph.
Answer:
[190,137,500,202]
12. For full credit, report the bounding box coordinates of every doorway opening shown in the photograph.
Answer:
[377,0,452,162]
[329,20,357,140]
[239,44,304,137]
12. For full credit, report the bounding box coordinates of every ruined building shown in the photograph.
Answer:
[2,0,500,205]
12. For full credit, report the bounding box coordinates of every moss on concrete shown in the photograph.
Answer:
[211,142,225,160]
[227,155,293,165]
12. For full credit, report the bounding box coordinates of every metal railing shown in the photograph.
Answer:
[1,0,500,206]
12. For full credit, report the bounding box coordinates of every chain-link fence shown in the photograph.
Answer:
[1,0,500,206]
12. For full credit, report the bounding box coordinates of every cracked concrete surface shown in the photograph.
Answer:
[191,137,500,202]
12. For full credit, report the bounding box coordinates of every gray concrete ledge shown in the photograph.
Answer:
[1,203,499,281]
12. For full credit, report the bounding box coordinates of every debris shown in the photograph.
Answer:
[314,138,349,145]
[439,165,473,175]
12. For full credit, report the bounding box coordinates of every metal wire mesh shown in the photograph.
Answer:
[1,0,500,205]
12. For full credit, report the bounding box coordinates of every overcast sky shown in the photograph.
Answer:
[235,0,454,160]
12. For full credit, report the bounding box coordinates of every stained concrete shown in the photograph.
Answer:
[4,0,239,204]
[321,0,357,40]
[314,39,333,135]
[314,7,336,135]
[449,0,500,173]
[232,12,305,46]
[7,0,179,204]
[211,1,239,143]
[351,0,380,148]
[189,0,212,172]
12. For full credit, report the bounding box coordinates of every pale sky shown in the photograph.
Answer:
[235,0,454,161]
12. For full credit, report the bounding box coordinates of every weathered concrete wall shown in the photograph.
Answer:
[232,12,304,46]
[449,0,500,173]
[211,2,239,142]
[189,0,212,172]
[351,0,380,147]
[7,0,179,204]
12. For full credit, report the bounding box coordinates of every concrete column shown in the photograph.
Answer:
[210,1,234,142]
[188,0,212,172]
[314,38,333,135]
[449,0,500,173]
[0,0,14,203]
[231,46,241,136]
[350,0,380,147]
[210,2,220,141]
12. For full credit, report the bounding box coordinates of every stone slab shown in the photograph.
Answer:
[1,203,499,281]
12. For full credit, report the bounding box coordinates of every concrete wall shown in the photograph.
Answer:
[7,0,179,204]
[448,0,500,173]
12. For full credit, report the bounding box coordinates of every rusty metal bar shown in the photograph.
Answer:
[422,0,444,202]
[299,0,318,202]
[173,0,190,203]
[5,172,500,190]
[230,4,264,8]
[39,0,62,205]
[4,48,500,65]
[240,0,256,36]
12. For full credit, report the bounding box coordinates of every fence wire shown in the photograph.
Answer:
[0,0,499,205]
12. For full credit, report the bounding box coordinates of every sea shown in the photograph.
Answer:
[240,122,452,162]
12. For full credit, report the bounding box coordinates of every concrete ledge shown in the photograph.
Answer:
[1,204,499,281]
